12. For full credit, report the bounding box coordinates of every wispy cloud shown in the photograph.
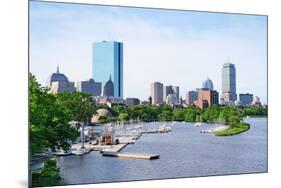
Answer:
[29,1,267,102]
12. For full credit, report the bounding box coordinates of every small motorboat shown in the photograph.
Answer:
[158,125,172,133]
[194,123,202,128]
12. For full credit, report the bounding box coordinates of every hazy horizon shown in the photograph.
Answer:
[29,1,267,103]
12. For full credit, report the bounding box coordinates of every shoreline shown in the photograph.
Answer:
[214,121,251,136]
[58,119,257,157]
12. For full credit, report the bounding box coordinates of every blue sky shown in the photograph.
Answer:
[29,1,267,103]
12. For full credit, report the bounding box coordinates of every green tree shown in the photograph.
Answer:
[29,73,78,154]
[158,110,173,121]
[118,113,130,122]
[56,92,96,124]
[173,108,185,121]
[184,109,196,122]
[98,116,110,124]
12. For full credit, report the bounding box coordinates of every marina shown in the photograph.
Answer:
[57,118,267,185]
[53,123,171,157]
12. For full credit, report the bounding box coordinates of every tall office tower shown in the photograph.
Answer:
[186,90,198,105]
[76,79,102,96]
[164,85,174,101]
[172,86,180,103]
[150,82,164,105]
[221,62,237,103]
[92,41,123,98]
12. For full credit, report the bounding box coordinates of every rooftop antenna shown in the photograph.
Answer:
[227,57,230,63]
[56,65,60,73]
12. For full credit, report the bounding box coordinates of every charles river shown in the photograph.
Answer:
[56,117,267,185]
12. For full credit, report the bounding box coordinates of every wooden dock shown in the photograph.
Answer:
[102,152,160,160]
[101,143,128,153]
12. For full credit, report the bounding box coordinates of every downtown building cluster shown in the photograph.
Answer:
[47,41,140,107]
[185,62,261,108]
[151,62,262,109]
[47,41,262,109]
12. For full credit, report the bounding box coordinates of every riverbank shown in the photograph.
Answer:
[214,122,250,136]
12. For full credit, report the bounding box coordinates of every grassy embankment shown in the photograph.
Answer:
[215,122,251,136]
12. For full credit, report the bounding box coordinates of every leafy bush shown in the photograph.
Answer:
[32,157,60,187]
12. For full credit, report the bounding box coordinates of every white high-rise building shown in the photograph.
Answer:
[150,82,164,105]
[221,61,237,103]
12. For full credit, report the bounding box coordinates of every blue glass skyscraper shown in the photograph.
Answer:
[92,41,123,98]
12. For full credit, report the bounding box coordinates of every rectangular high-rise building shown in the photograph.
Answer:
[163,85,179,103]
[221,63,237,103]
[186,90,198,105]
[76,79,102,96]
[163,85,174,101]
[150,82,164,105]
[92,41,123,98]
[239,93,253,105]
[172,86,180,103]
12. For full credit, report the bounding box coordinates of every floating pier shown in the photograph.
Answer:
[102,152,160,160]
[101,143,128,153]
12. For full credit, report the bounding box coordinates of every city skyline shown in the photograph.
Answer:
[29,1,267,103]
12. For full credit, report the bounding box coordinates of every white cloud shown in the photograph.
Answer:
[30,3,267,103]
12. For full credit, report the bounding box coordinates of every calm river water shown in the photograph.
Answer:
[57,117,267,185]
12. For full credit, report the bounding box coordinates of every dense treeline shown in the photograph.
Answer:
[97,104,266,136]
[95,104,267,124]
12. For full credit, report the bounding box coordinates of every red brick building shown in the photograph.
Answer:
[193,88,219,109]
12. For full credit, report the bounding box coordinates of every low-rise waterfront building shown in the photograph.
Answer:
[125,98,140,106]
[93,96,124,107]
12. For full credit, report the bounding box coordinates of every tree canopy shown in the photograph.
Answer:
[29,74,78,154]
